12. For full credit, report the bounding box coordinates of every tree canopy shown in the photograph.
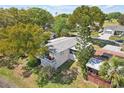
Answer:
[0,7,54,29]
[0,23,50,58]
[106,12,122,20]
[68,6,105,31]
[99,57,124,87]
[118,14,124,25]
[72,6,95,79]
[53,14,70,37]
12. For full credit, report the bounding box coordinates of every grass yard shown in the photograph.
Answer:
[43,76,96,88]
[43,60,97,88]
[0,67,38,88]
[0,60,97,88]
[103,19,119,27]
[109,36,124,40]
[91,31,100,38]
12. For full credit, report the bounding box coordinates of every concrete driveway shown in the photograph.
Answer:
[98,34,111,40]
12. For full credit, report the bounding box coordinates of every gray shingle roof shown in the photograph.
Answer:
[47,37,77,53]
[104,25,124,32]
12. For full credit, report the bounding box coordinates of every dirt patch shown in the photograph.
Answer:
[0,77,17,88]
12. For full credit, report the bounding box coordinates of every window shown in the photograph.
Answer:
[69,49,76,54]
[104,31,112,34]
[114,31,123,35]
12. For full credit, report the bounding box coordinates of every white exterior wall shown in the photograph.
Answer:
[69,54,76,60]
[54,49,70,69]
[40,49,77,69]
[103,29,115,35]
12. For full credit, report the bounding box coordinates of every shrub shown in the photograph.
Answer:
[37,66,55,87]
[22,70,32,78]
[0,56,17,69]
[27,56,40,68]
[92,38,120,47]
[52,67,78,84]
[91,31,99,38]
[109,36,124,41]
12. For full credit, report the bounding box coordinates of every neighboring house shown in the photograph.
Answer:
[87,45,124,75]
[39,35,124,69]
[103,25,124,36]
[95,45,124,58]
[98,25,124,40]
[86,45,124,87]
[39,37,78,69]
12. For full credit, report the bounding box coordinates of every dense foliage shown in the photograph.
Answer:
[0,23,50,67]
[118,14,124,25]
[69,6,105,31]
[106,12,122,20]
[70,6,98,79]
[0,7,54,29]
[37,66,55,87]
[99,57,124,87]
[1,6,124,87]
[52,14,71,37]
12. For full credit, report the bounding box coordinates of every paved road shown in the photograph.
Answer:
[0,77,17,88]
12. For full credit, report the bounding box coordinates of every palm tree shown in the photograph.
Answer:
[99,57,124,87]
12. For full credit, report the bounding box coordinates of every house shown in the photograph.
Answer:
[39,34,124,69]
[95,45,124,58]
[87,45,124,72]
[86,45,124,87]
[98,25,124,40]
[39,37,78,69]
[103,25,124,36]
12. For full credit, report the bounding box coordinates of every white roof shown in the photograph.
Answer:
[104,25,124,32]
[103,45,122,52]
[48,37,68,43]
[86,58,103,70]
[47,37,78,53]
[106,29,113,31]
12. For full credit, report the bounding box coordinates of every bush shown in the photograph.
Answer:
[27,56,40,68]
[22,70,32,78]
[37,66,55,87]
[109,36,124,40]
[0,56,17,69]
[92,38,120,47]
[91,31,99,38]
[52,67,78,84]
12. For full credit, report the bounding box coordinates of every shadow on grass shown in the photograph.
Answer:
[51,60,78,85]
[57,60,75,72]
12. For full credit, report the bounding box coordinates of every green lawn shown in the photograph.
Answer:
[0,67,38,88]
[109,36,124,40]
[91,31,100,38]
[103,19,119,27]
[43,60,97,88]
[0,60,97,88]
